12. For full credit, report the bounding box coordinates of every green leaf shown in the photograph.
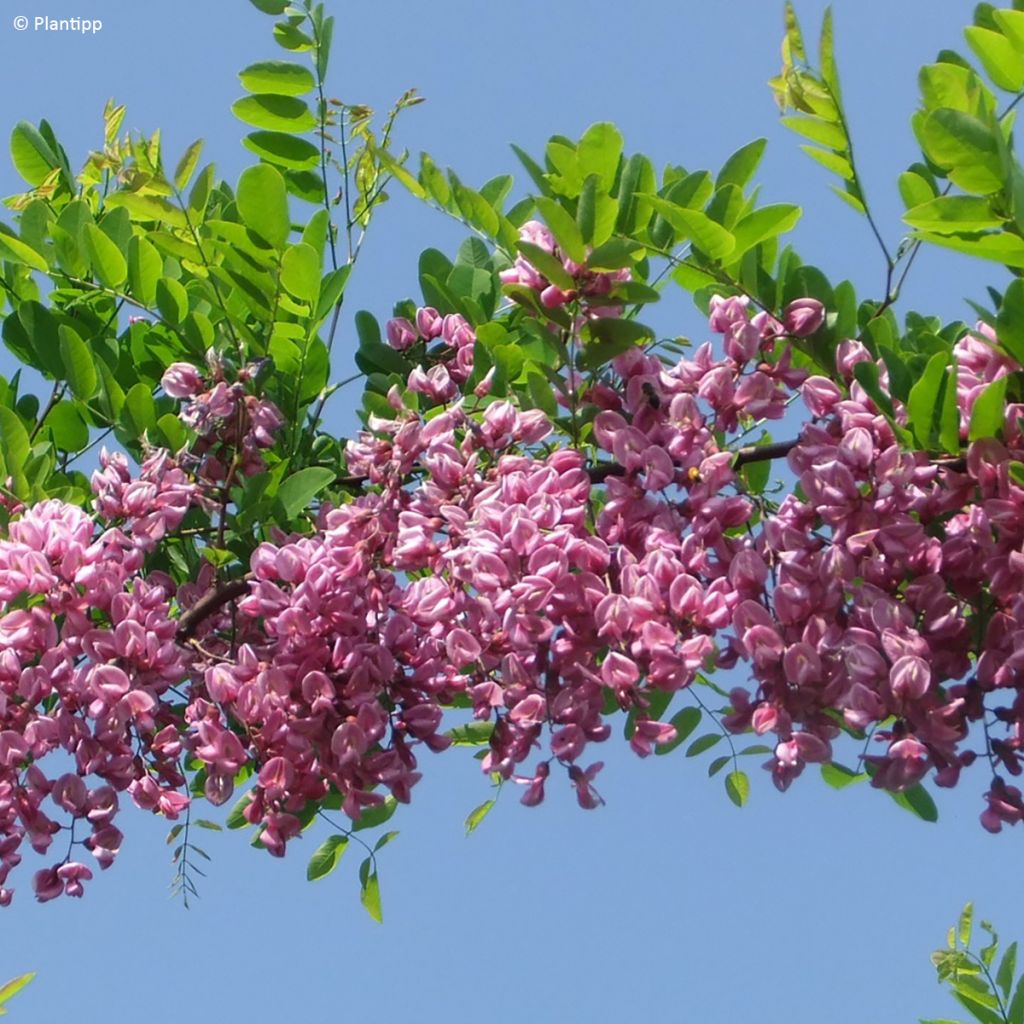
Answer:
[156,278,189,326]
[225,792,254,829]
[10,121,58,185]
[82,223,127,288]
[820,763,866,789]
[686,733,723,757]
[188,164,216,217]
[516,241,575,291]
[237,164,291,249]
[0,973,35,1009]
[969,376,1008,440]
[907,351,951,448]
[725,770,750,807]
[123,383,157,436]
[730,204,801,257]
[59,326,98,400]
[103,192,188,228]
[890,781,939,823]
[447,722,494,746]
[1008,970,1024,1024]
[281,242,321,303]
[641,196,736,260]
[960,903,974,946]
[965,25,1024,91]
[912,230,1024,267]
[173,139,204,191]
[996,278,1024,363]
[0,231,48,272]
[248,0,289,11]
[904,194,1005,233]
[780,115,846,149]
[275,467,335,518]
[231,94,316,133]
[852,361,897,420]
[998,942,1018,999]
[46,401,89,450]
[306,834,348,881]
[127,236,162,306]
[654,707,701,755]
[580,317,654,370]
[577,122,623,191]
[920,109,1002,189]
[534,197,587,263]
[243,131,320,170]
[464,799,495,836]
[717,138,767,189]
[352,796,398,832]
[360,866,382,923]
[239,59,315,96]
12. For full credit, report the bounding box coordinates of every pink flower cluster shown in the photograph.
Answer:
[499,220,631,312]
[4,251,1024,905]
[0,451,197,903]
[161,356,284,482]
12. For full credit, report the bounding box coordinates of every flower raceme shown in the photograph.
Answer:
[1,279,1023,904]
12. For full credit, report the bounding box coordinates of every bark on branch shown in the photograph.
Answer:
[176,574,253,642]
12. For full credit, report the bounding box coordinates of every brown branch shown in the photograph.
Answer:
[176,575,253,642]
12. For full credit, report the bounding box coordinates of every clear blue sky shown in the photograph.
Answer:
[0,3,1018,1022]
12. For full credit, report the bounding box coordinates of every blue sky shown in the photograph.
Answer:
[0,2,1020,1022]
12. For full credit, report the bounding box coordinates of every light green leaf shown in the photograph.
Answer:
[0,972,35,1010]
[0,231,48,272]
[237,164,291,249]
[998,942,1019,1000]
[965,25,1024,92]
[103,192,188,228]
[577,122,623,191]
[725,770,750,807]
[82,223,127,288]
[231,94,316,133]
[360,863,382,923]
[306,834,348,881]
[464,799,495,836]
[730,204,801,257]
[717,138,767,189]
[447,722,494,746]
[239,59,315,96]
[156,278,189,326]
[641,196,736,259]
[275,466,335,518]
[904,194,1005,233]
[280,242,321,303]
[911,230,1024,268]
[534,197,587,263]
[173,139,204,191]
[960,903,974,946]
[10,121,58,185]
[243,130,320,170]
[820,763,866,789]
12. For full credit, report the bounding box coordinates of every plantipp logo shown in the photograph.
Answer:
[12,16,103,32]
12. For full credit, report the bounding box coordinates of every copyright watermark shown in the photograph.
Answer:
[12,16,103,33]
